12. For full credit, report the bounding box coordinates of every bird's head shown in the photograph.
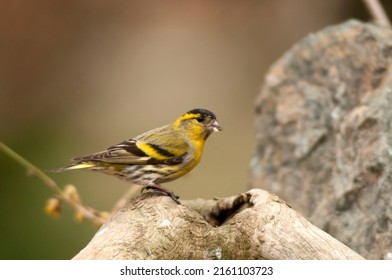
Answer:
[175,108,223,140]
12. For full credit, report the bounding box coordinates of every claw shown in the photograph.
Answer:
[141,185,181,205]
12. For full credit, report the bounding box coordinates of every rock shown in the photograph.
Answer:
[250,20,392,259]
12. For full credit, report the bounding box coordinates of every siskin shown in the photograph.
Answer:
[50,108,222,204]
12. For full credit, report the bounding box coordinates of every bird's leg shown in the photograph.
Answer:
[141,184,181,205]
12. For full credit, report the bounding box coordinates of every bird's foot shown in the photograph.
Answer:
[142,185,181,205]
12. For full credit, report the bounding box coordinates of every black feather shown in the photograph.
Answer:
[187,108,216,119]
[147,154,186,165]
[111,140,147,157]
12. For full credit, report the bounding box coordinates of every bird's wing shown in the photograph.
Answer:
[72,139,149,164]
[72,128,189,165]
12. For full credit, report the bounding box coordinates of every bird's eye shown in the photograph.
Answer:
[196,116,204,122]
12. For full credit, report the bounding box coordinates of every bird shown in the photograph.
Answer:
[50,108,223,204]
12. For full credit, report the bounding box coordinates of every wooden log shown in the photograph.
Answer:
[73,189,364,260]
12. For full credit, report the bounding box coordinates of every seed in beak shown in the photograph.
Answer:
[211,120,223,132]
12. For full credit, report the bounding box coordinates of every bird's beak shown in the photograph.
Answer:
[211,120,223,132]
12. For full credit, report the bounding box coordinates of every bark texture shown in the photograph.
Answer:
[73,189,363,260]
[249,20,392,260]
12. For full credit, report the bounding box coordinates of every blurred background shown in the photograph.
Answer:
[0,0,388,259]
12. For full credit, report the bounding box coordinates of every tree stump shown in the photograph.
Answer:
[73,189,363,260]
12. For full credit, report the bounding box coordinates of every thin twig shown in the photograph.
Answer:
[0,141,59,190]
[0,141,106,225]
[363,0,391,27]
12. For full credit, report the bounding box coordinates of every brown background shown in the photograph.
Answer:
[0,0,388,259]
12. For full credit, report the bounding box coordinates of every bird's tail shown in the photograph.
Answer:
[48,162,96,173]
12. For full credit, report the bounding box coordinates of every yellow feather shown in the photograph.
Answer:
[67,163,96,170]
[136,142,169,160]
